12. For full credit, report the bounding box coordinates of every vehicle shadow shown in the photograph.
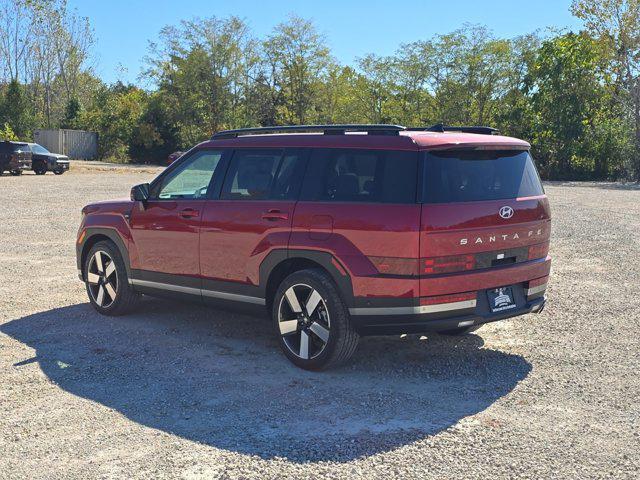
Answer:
[1,300,531,463]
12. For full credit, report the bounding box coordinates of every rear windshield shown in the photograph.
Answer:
[422,150,544,203]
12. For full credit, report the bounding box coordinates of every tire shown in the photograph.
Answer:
[84,240,141,316]
[272,268,359,370]
[10,169,22,176]
[437,325,482,336]
[33,161,47,175]
[53,168,64,175]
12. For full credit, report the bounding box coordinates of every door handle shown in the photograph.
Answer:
[261,209,288,221]
[179,208,199,218]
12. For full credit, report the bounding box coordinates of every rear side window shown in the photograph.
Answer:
[301,149,418,203]
[422,150,544,203]
[221,149,306,201]
[222,150,281,200]
[0,143,27,153]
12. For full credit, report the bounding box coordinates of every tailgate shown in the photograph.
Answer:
[419,148,551,297]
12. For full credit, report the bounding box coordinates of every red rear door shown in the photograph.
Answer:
[290,148,422,300]
[199,149,307,291]
[419,149,551,296]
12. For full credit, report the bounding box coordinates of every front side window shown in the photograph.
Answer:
[301,149,418,203]
[153,150,222,200]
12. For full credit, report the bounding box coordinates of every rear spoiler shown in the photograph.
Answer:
[408,123,499,136]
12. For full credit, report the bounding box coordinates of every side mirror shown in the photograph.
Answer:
[130,183,150,202]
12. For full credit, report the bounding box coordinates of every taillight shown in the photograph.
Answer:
[528,276,548,288]
[368,257,419,276]
[528,242,549,260]
[419,291,477,306]
[423,254,475,274]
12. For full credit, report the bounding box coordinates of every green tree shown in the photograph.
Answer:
[525,32,627,179]
[571,0,640,179]
[79,82,149,160]
[61,96,81,129]
[0,79,35,139]
[0,122,18,141]
[146,16,256,143]
[354,54,397,123]
[263,15,331,124]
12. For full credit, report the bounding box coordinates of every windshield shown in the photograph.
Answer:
[32,144,50,154]
[422,150,544,203]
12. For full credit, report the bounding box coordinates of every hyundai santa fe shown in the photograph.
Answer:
[76,124,551,370]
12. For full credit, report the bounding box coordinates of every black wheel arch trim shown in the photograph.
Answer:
[259,249,355,307]
[77,227,131,281]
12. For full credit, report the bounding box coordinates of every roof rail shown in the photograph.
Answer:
[409,123,499,136]
[211,124,406,139]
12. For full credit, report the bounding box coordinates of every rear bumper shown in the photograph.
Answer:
[350,296,545,335]
[349,270,548,335]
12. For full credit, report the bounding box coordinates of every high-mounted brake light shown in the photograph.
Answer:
[423,254,475,274]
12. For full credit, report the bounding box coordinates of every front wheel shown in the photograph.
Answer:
[53,168,64,175]
[10,169,22,176]
[272,268,359,370]
[33,161,47,175]
[84,240,141,316]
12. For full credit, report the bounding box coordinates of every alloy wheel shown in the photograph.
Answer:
[278,283,331,360]
[87,250,118,308]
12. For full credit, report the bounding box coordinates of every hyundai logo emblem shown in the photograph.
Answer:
[499,206,514,219]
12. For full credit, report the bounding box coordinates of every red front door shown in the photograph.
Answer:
[129,199,203,276]
[129,149,225,279]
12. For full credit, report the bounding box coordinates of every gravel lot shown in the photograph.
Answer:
[0,168,638,479]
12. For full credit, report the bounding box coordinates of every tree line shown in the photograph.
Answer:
[1,0,639,181]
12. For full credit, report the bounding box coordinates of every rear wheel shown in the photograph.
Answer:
[438,325,482,336]
[272,269,359,370]
[84,240,140,316]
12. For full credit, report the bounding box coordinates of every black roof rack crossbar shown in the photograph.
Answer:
[211,124,406,139]
[408,123,499,135]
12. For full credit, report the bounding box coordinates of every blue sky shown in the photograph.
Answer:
[68,0,584,85]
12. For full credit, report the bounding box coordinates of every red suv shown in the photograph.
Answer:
[76,124,551,370]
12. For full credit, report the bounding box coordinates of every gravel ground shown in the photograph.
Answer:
[0,169,638,479]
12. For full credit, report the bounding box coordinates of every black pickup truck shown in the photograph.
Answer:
[25,143,70,175]
[0,141,32,176]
